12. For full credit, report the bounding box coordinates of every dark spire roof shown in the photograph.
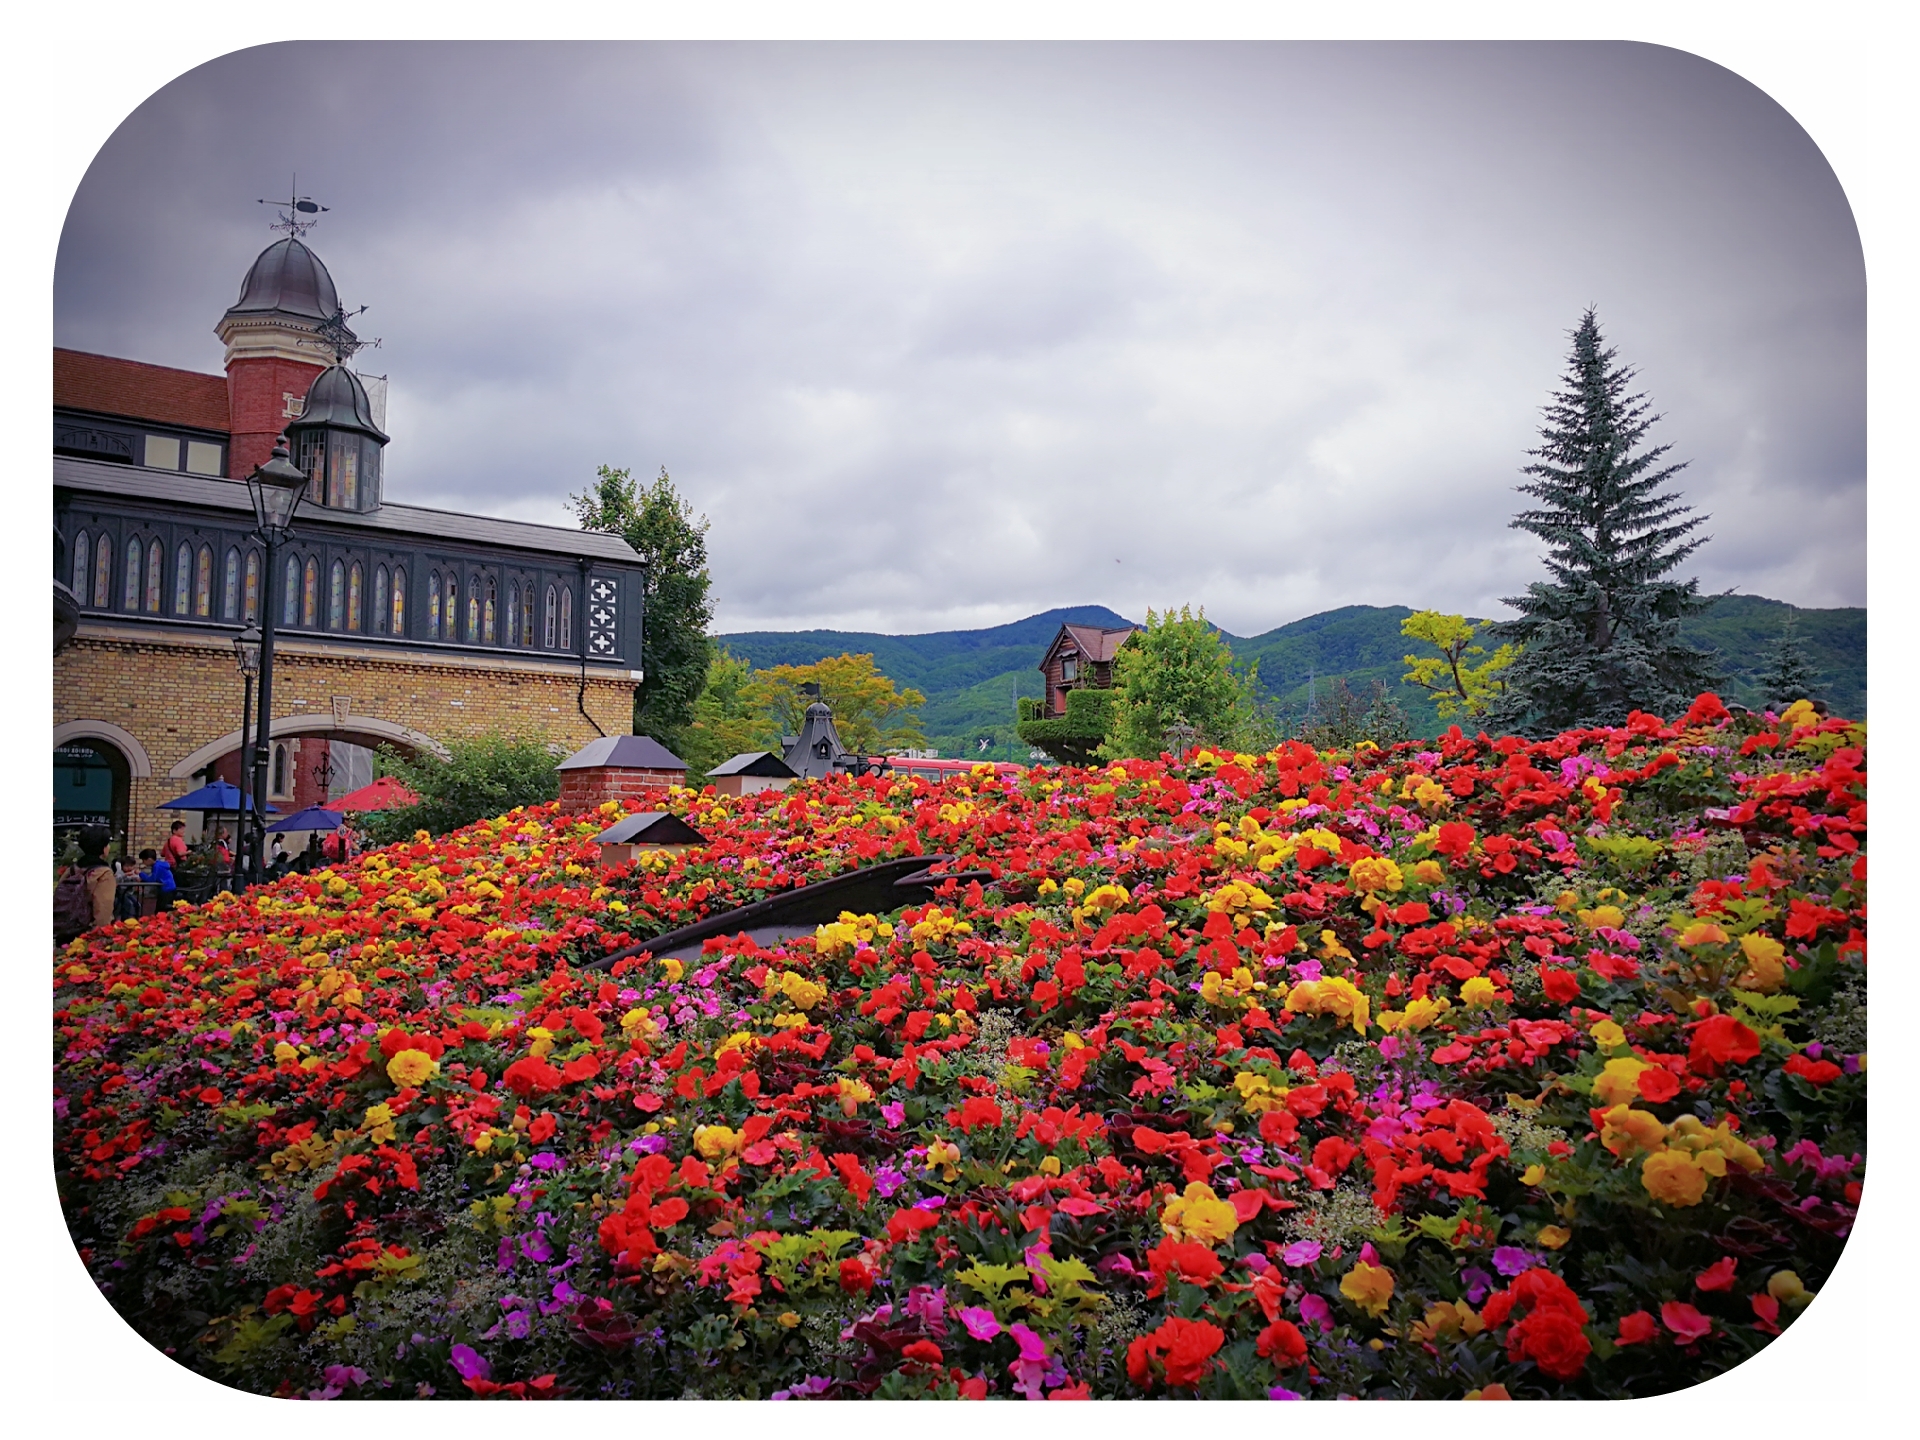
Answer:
[294,365,389,443]
[224,237,340,324]
[781,701,847,780]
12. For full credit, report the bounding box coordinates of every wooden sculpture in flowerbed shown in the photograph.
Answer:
[52,694,1863,1399]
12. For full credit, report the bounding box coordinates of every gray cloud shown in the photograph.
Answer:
[55,41,1864,634]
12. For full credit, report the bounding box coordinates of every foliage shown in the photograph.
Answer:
[1754,614,1822,713]
[55,692,1865,1400]
[1104,606,1265,760]
[1487,311,1722,735]
[571,465,715,755]
[360,737,560,845]
[1016,688,1118,766]
[751,653,928,756]
[1294,678,1412,751]
[1400,611,1519,719]
[676,649,779,783]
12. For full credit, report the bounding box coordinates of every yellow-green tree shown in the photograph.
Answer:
[751,654,927,755]
[677,649,780,782]
[1400,611,1519,720]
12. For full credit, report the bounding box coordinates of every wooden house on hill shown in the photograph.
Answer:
[1037,622,1137,716]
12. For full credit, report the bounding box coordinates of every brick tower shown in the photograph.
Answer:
[214,237,336,478]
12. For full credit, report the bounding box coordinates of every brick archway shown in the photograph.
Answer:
[168,714,450,779]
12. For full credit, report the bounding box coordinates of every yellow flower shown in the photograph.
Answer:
[1412,859,1447,885]
[363,1102,396,1144]
[1591,1056,1652,1107]
[1589,1018,1627,1050]
[621,1007,661,1043]
[1641,1150,1708,1207]
[1347,856,1405,895]
[1737,933,1788,993]
[1205,879,1276,917]
[769,971,827,1011]
[693,1124,742,1161]
[1037,878,1058,895]
[1677,921,1731,948]
[660,957,685,982]
[836,1076,873,1117]
[1233,1071,1279,1113]
[1767,1271,1814,1306]
[1598,1103,1667,1157]
[385,1049,438,1088]
[1577,904,1626,930]
[1520,1164,1546,1186]
[1284,975,1371,1035]
[1340,1260,1395,1318]
[1535,1225,1571,1250]
[1159,1182,1240,1246]
[1779,699,1817,727]
[777,1311,802,1328]
[273,1042,299,1065]
[1081,883,1132,913]
[1459,976,1497,1009]
[1410,1299,1483,1342]
[1200,967,1257,1007]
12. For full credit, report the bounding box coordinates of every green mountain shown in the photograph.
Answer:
[716,596,1864,760]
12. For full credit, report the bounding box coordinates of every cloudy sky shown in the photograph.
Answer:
[55,41,1864,636]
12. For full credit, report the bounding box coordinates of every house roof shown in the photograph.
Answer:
[591,811,709,846]
[55,454,644,564]
[1044,622,1137,667]
[708,751,799,778]
[558,734,687,771]
[55,349,230,433]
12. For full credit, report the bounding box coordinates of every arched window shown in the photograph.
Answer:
[328,560,345,630]
[483,577,497,645]
[145,539,163,612]
[505,583,518,648]
[466,578,480,643]
[122,536,141,610]
[521,583,534,647]
[446,574,458,640]
[302,558,319,628]
[173,542,192,615]
[222,548,240,620]
[270,742,290,799]
[373,566,389,634]
[560,585,573,651]
[428,571,441,638]
[544,584,557,648]
[244,551,260,621]
[194,545,213,617]
[347,562,364,632]
[392,566,407,636]
[71,531,89,600]
[284,556,300,626]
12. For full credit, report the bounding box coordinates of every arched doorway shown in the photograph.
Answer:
[54,740,129,859]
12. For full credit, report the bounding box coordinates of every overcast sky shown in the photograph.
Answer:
[54,41,1863,636]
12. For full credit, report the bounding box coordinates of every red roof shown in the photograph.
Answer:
[54,348,229,433]
[1052,623,1136,665]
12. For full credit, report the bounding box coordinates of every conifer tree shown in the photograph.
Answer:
[1487,310,1719,735]
[1755,612,1821,712]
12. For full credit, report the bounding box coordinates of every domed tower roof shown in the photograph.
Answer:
[223,237,340,324]
[295,364,388,442]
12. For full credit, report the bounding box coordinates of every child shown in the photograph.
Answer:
[139,847,178,909]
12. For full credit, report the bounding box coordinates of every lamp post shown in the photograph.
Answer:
[232,623,261,888]
[245,436,310,886]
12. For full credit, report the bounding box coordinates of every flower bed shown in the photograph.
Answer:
[52,695,1864,1399]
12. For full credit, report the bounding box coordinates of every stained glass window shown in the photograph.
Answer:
[560,586,572,651]
[284,557,300,625]
[174,543,191,615]
[329,560,345,630]
[195,545,213,617]
[429,571,441,638]
[483,578,497,645]
[146,540,163,612]
[373,567,389,634]
[544,585,557,648]
[123,537,141,610]
[244,551,260,621]
[303,558,319,628]
[347,562,363,632]
[71,531,89,600]
[392,567,407,636]
[222,548,240,620]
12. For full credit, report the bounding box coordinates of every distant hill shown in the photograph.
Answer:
[716,596,1864,761]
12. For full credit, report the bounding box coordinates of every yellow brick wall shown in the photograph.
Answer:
[56,624,636,853]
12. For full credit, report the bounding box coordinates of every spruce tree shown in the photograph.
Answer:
[1755,612,1821,712]
[1487,310,1720,735]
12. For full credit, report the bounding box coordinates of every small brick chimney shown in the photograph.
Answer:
[556,735,687,812]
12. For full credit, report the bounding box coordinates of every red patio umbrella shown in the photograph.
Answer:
[326,775,420,812]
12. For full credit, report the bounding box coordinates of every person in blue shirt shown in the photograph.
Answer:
[138,847,178,909]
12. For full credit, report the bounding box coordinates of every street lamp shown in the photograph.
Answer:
[232,623,261,888]
[244,436,309,885]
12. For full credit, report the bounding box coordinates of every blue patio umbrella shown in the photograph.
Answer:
[157,780,279,814]
[269,805,345,831]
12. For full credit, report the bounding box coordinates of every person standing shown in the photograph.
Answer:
[162,820,190,867]
[54,824,116,943]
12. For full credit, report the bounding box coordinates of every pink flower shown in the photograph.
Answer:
[1282,1240,1323,1268]
[957,1306,1001,1341]
[1661,1301,1713,1343]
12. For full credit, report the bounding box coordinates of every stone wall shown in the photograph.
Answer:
[56,621,635,853]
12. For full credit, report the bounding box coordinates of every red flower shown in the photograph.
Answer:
[1507,1306,1591,1382]
[1636,1067,1681,1103]
[1688,1015,1760,1076]
[1661,1301,1713,1343]
[1128,1316,1224,1389]
[1256,1319,1308,1367]
[900,1340,943,1366]
[1784,1053,1843,1086]
[1541,969,1582,1004]
[1615,1310,1658,1346]
[1146,1240,1224,1289]
[839,1257,875,1293]
[1695,1256,1737,1292]
[956,1096,1004,1133]
[1434,822,1476,859]
[1683,693,1730,726]
[502,1056,563,1098]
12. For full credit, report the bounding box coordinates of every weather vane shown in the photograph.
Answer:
[257,174,328,238]
[308,305,381,365]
